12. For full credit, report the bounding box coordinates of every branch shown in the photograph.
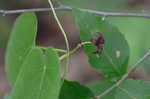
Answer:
[1,5,150,18]
[97,49,150,99]
[0,6,71,15]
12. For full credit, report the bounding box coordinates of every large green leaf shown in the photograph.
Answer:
[11,47,61,99]
[39,48,61,99]
[87,80,115,99]
[108,17,150,75]
[59,80,94,99]
[87,80,116,99]
[5,13,37,85]
[61,0,125,11]
[87,79,150,99]
[115,79,150,99]
[73,9,129,79]
[144,95,150,99]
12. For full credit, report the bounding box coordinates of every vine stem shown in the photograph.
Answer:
[47,0,70,83]
[97,49,150,99]
[1,5,150,19]
[59,42,91,61]
[37,46,67,53]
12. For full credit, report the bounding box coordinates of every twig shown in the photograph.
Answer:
[37,46,67,53]
[97,49,150,99]
[59,41,91,61]
[0,6,71,15]
[1,5,150,19]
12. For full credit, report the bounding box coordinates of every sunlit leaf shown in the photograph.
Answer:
[11,47,61,99]
[61,0,125,11]
[5,13,37,85]
[87,80,115,99]
[87,79,150,99]
[73,9,129,79]
[109,17,150,76]
[115,79,150,99]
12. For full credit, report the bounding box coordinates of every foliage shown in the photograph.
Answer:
[73,9,129,79]
[109,17,150,75]
[11,47,61,99]
[61,0,125,11]
[88,79,150,99]
[5,13,37,85]
[59,80,94,99]
[3,2,150,99]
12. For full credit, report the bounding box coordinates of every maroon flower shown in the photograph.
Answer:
[91,32,105,54]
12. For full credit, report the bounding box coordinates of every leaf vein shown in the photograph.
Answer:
[118,86,137,99]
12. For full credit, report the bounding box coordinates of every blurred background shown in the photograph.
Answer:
[0,0,150,98]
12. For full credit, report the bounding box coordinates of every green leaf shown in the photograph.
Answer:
[73,9,129,79]
[59,80,94,99]
[11,47,61,99]
[87,79,150,99]
[40,48,61,99]
[115,79,150,99]
[5,13,37,85]
[144,95,150,99]
[87,80,116,99]
[108,17,150,76]
[61,0,125,11]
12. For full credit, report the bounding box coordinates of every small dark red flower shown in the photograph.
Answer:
[91,32,105,54]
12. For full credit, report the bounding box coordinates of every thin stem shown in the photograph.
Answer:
[37,46,67,53]
[0,7,70,15]
[59,42,91,61]
[1,5,150,19]
[48,0,70,83]
[54,48,67,53]
[97,49,150,99]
